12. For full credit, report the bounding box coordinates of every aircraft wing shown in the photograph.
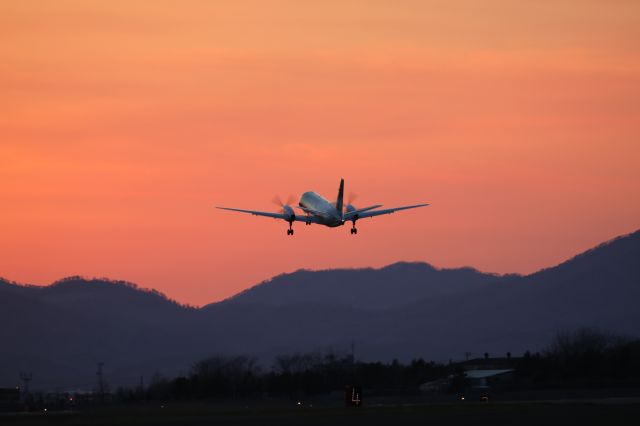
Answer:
[216,207,322,223]
[356,203,429,219]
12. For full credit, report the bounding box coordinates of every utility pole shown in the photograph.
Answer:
[96,362,106,403]
[139,375,144,397]
[350,340,356,379]
[19,372,32,400]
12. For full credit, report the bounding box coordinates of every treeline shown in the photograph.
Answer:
[134,352,451,401]
[515,328,640,388]
[117,329,640,401]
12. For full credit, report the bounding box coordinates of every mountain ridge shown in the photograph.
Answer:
[0,228,638,390]
[3,228,637,307]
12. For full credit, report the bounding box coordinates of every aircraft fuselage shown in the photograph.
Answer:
[299,191,344,227]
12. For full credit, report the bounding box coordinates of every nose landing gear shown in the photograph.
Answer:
[350,221,358,235]
[287,222,294,235]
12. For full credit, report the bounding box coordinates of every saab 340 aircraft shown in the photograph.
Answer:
[216,179,428,235]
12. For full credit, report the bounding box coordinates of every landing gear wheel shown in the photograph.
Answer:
[350,220,358,235]
[287,229,294,235]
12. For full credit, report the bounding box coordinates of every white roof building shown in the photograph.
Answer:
[464,369,514,388]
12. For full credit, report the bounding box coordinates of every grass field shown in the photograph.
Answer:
[3,401,640,426]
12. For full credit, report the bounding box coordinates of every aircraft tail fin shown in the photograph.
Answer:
[336,178,344,218]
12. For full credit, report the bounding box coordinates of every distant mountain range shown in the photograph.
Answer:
[1,230,639,390]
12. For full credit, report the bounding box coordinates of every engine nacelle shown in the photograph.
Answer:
[282,205,295,221]
[345,204,359,222]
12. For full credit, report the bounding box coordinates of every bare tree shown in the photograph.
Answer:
[546,328,628,360]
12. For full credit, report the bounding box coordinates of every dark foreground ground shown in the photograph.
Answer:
[3,401,640,426]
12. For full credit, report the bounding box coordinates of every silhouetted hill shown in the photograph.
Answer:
[1,230,639,390]
[219,262,511,309]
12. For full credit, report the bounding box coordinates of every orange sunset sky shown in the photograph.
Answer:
[1,1,639,306]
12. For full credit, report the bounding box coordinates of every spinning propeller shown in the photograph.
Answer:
[272,195,297,234]
[272,195,297,214]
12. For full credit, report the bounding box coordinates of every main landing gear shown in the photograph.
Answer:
[287,222,294,235]
[350,221,358,235]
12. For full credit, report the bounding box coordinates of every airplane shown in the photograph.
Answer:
[216,179,428,235]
